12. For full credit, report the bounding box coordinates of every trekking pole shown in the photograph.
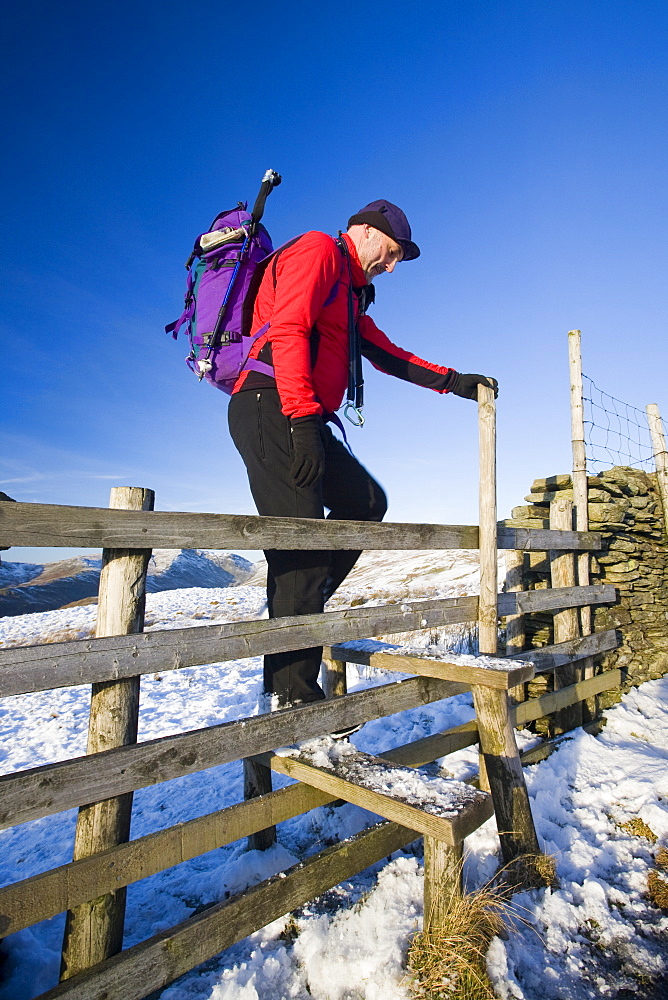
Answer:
[205,170,282,366]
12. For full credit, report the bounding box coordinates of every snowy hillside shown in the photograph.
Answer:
[0,550,667,999]
[0,549,254,617]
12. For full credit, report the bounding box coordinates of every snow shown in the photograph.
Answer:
[0,554,667,999]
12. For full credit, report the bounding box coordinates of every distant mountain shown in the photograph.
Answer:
[0,550,255,617]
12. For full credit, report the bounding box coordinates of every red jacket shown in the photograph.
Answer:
[232,230,456,419]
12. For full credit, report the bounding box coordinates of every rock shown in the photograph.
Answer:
[531,475,572,491]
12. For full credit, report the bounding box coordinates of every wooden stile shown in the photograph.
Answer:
[0,379,629,993]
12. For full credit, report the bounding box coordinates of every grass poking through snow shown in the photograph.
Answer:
[406,881,513,1000]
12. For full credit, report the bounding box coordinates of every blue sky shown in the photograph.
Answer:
[2,0,667,563]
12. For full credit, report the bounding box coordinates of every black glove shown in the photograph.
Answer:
[449,372,499,400]
[290,415,326,488]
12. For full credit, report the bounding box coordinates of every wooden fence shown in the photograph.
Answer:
[0,390,621,1000]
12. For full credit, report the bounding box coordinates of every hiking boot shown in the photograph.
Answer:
[329,722,363,741]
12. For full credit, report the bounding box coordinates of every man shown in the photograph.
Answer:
[228,200,497,709]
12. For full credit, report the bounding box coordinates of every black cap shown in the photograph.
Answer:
[347,199,420,261]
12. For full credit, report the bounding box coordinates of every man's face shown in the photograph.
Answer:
[357,226,404,282]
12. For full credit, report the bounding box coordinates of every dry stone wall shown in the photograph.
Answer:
[505,466,668,694]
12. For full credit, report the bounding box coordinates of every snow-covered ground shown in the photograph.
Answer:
[0,553,667,999]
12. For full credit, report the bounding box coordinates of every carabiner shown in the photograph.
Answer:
[343,402,365,427]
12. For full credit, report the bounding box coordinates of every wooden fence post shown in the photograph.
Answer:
[549,497,583,733]
[60,486,154,981]
[568,329,595,717]
[504,549,526,707]
[477,384,498,659]
[422,836,462,933]
[472,384,540,864]
[322,657,347,698]
[646,404,668,536]
[243,759,276,851]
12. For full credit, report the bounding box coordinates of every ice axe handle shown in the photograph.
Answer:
[251,169,282,224]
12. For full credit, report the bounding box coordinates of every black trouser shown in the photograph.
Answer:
[228,388,387,705]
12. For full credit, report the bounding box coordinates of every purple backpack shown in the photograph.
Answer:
[166,171,281,393]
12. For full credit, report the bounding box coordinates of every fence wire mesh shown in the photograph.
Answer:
[582,375,665,473]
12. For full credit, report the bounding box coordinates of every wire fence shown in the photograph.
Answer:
[582,375,665,473]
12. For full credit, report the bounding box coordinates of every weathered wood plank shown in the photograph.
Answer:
[0,587,615,699]
[268,749,493,846]
[505,629,619,671]
[504,550,526,706]
[497,583,615,616]
[322,658,347,698]
[423,836,462,933]
[513,669,622,727]
[0,502,479,550]
[242,758,275,851]
[0,501,600,552]
[325,642,534,689]
[550,498,583,733]
[0,784,335,937]
[380,722,480,768]
[477,383,498,654]
[497,525,600,550]
[0,597,480,698]
[0,676,465,830]
[472,686,540,863]
[33,821,419,1000]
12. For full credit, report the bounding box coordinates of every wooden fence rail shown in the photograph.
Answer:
[0,676,465,830]
[0,501,601,551]
[0,585,616,698]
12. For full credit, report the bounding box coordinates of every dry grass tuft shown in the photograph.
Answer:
[407,884,512,1000]
[498,852,558,891]
[647,868,668,910]
[620,817,658,843]
[654,846,668,871]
